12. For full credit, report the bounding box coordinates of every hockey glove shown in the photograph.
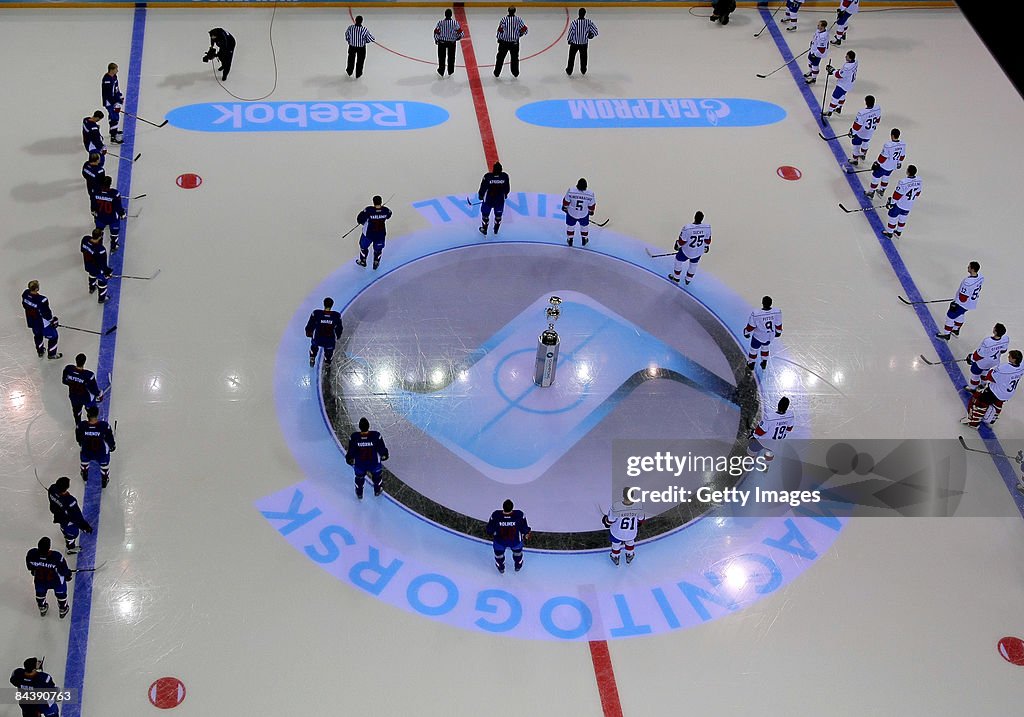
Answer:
[83,523,94,534]
[886,197,894,209]
[52,317,59,328]
[826,64,834,74]
[346,457,355,466]
[948,302,958,313]
[871,162,880,172]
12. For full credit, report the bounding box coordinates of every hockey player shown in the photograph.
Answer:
[91,176,125,253]
[305,297,344,368]
[833,0,860,46]
[81,229,112,303]
[965,324,1009,393]
[81,153,105,199]
[781,0,804,31]
[76,406,116,488]
[62,353,103,425]
[883,165,922,238]
[82,110,105,155]
[822,50,859,118]
[803,21,830,85]
[603,487,645,565]
[477,162,510,235]
[486,499,531,573]
[963,350,1023,428]
[743,296,783,371]
[355,196,393,270]
[22,280,61,360]
[25,537,73,620]
[345,417,389,499]
[848,95,881,167]
[562,178,596,247]
[10,657,61,717]
[101,63,124,144]
[936,262,983,341]
[865,128,906,198]
[747,397,795,464]
[203,28,236,81]
[669,211,712,286]
[48,476,93,555]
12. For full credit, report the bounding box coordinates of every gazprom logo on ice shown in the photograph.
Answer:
[516,98,786,129]
[165,101,449,132]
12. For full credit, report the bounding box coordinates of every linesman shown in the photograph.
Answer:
[434,9,464,77]
[566,8,598,76]
[494,7,528,78]
[346,16,376,78]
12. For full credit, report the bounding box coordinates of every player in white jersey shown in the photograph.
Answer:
[936,261,983,341]
[882,166,922,238]
[822,51,859,118]
[847,95,881,166]
[603,487,646,565]
[803,21,831,85]
[963,350,1023,428]
[747,397,795,463]
[781,0,804,31]
[743,296,783,371]
[833,0,860,45]
[965,323,1009,392]
[865,128,906,198]
[669,211,712,286]
[562,177,596,247]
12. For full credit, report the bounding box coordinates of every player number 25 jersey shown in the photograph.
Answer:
[676,222,712,259]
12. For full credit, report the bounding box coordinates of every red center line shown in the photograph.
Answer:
[453,2,499,168]
[589,640,625,717]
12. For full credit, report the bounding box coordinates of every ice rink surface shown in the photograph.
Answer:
[2,3,1024,715]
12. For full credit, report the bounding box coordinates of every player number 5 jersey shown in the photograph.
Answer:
[562,188,596,219]
[605,500,645,541]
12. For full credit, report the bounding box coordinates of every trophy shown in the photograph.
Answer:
[534,296,562,387]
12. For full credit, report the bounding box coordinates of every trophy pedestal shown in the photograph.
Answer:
[534,330,560,387]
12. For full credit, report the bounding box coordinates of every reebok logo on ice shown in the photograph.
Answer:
[165,101,449,132]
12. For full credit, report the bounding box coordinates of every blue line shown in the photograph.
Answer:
[757,1,1024,516]
[63,5,147,714]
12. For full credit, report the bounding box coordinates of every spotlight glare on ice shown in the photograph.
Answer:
[376,368,395,390]
[779,368,797,389]
[430,369,445,386]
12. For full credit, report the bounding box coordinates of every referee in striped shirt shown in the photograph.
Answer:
[434,9,464,77]
[345,15,375,78]
[566,9,599,76]
[494,7,528,78]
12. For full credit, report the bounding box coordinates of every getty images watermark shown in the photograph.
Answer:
[613,439,1021,518]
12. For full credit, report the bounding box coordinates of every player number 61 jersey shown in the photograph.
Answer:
[605,500,646,541]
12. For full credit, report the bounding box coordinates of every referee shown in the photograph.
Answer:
[566,8,599,76]
[494,6,528,78]
[345,15,376,78]
[434,9,464,77]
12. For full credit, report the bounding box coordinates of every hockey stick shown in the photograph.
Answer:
[131,194,147,200]
[593,218,610,227]
[466,196,482,207]
[341,224,360,239]
[61,324,118,336]
[919,354,968,366]
[124,110,168,128]
[39,656,44,671]
[645,247,675,258]
[839,202,886,213]
[754,5,783,37]
[756,48,810,78]
[73,560,108,574]
[34,467,47,491]
[107,151,142,163]
[128,206,143,219]
[957,435,1019,461]
[112,269,161,280]
[897,296,953,306]
[819,70,831,123]
[819,130,851,141]
[843,166,874,175]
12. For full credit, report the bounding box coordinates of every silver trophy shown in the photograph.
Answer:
[535,296,562,387]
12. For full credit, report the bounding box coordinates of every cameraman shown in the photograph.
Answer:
[203,28,236,81]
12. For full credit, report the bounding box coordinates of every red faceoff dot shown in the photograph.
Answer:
[148,677,187,709]
[776,165,803,181]
[176,173,202,189]
[998,636,1024,666]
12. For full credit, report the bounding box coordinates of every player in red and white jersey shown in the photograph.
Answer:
[803,21,831,85]
[882,165,922,238]
[963,350,1023,428]
[866,128,906,198]
[669,211,712,287]
[747,397,795,463]
[562,178,596,247]
[743,296,783,371]
[822,51,859,118]
[603,487,646,565]
[848,95,881,166]
[833,0,860,45]
[936,262,983,341]
[781,0,805,32]
[965,323,1009,392]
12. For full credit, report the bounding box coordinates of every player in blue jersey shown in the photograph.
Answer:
[355,196,393,270]
[477,162,510,236]
[82,153,105,200]
[486,499,532,573]
[91,176,125,253]
[26,536,73,620]
[102,62,124,144]
[62,353,104,425]
[81,229,113,303]
[21,280,61,360]
[48,476,93,555]
[345,417,389,499]
[10,657,61,716]
[76,406,116,488]
[82,110,106,155]
[305,297,344,368]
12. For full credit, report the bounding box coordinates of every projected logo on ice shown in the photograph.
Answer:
[516,98,786,129]
[260,193,846,640]
[165,100,448,132]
